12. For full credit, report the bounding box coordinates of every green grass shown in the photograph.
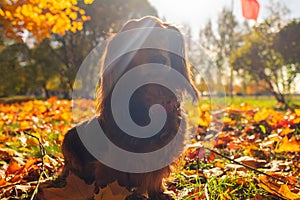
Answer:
[1,94,300,108]
[173,170,269,200]
[199,95,300,108]
[0,95,38,104]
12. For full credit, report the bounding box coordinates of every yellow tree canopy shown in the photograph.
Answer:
[0,0,93,41]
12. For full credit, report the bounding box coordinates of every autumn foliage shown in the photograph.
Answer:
[0,0,93,41]
[0,98,300,199]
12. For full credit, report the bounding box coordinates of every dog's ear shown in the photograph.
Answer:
[167,26,199,101]
[97,42,135,115]
[97,36,120,114]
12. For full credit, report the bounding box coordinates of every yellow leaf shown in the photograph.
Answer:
[295,109,300,116]
[0,0,90,42]
[200,104,211,112]
[199,117,209,127]
[254,109,270,123]
[79,9,85,15]
[69,12,77,20]
[20,120,31,129]
[5,10,12,19]
[84,0,94,4]
[0,8,5,16]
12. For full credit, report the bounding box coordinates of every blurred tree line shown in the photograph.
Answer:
[0,0,157,98]
[185,1,299,107]
[0,0,299,107]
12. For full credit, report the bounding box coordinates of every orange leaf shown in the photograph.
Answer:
[23,158,37,171]
[6,161,22,175]
[278,184,300,200]
[278,127,294,137]
[0,176,7,187]
[258,175,300,200]
[275,136,300,153]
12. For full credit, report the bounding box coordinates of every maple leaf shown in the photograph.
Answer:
[38,173,133,200]
[38,173,95,200]
[94,181,132,200]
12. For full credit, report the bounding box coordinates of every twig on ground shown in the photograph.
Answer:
[204,147,300,190]
[24,131,46,200]
[0,178,52,190]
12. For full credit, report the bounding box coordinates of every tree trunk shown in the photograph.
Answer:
[265,78,289,108]
[42,83,50,99]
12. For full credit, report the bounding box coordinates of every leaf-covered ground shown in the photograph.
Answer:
[0,97,299,199]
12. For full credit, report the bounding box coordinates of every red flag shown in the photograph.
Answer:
[241,0,260,20]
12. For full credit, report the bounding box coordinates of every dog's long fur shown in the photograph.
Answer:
[61,16,198,199]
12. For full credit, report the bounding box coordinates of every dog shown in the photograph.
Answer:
[61,16,198,200]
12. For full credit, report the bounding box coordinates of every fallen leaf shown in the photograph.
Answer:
[0,176,7,187]
[278,184,300,200]
[6,161,22,175]
[278,127,295,137]
[275,136,300,153]
[254,109,270,123]
[225,163,246,171]
[38,173,94,200]
[258,175,300,200]
[94,181,132,200]
[235,156,266,168]
[203,167,224,177]
[295,109,300,116]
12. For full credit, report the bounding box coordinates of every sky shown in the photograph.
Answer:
[148,0,300,36]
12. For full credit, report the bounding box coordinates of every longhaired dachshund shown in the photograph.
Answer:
[61,16,198,200]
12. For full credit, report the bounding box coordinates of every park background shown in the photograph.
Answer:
[0,0,300,199]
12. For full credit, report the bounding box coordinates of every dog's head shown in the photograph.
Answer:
[97,16,198,120]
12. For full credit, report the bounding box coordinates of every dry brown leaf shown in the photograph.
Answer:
[38,173,94,200]
[94,181,132,200]
[235,156,267,168]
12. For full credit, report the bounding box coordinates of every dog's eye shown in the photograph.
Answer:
[150,55,168,65]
